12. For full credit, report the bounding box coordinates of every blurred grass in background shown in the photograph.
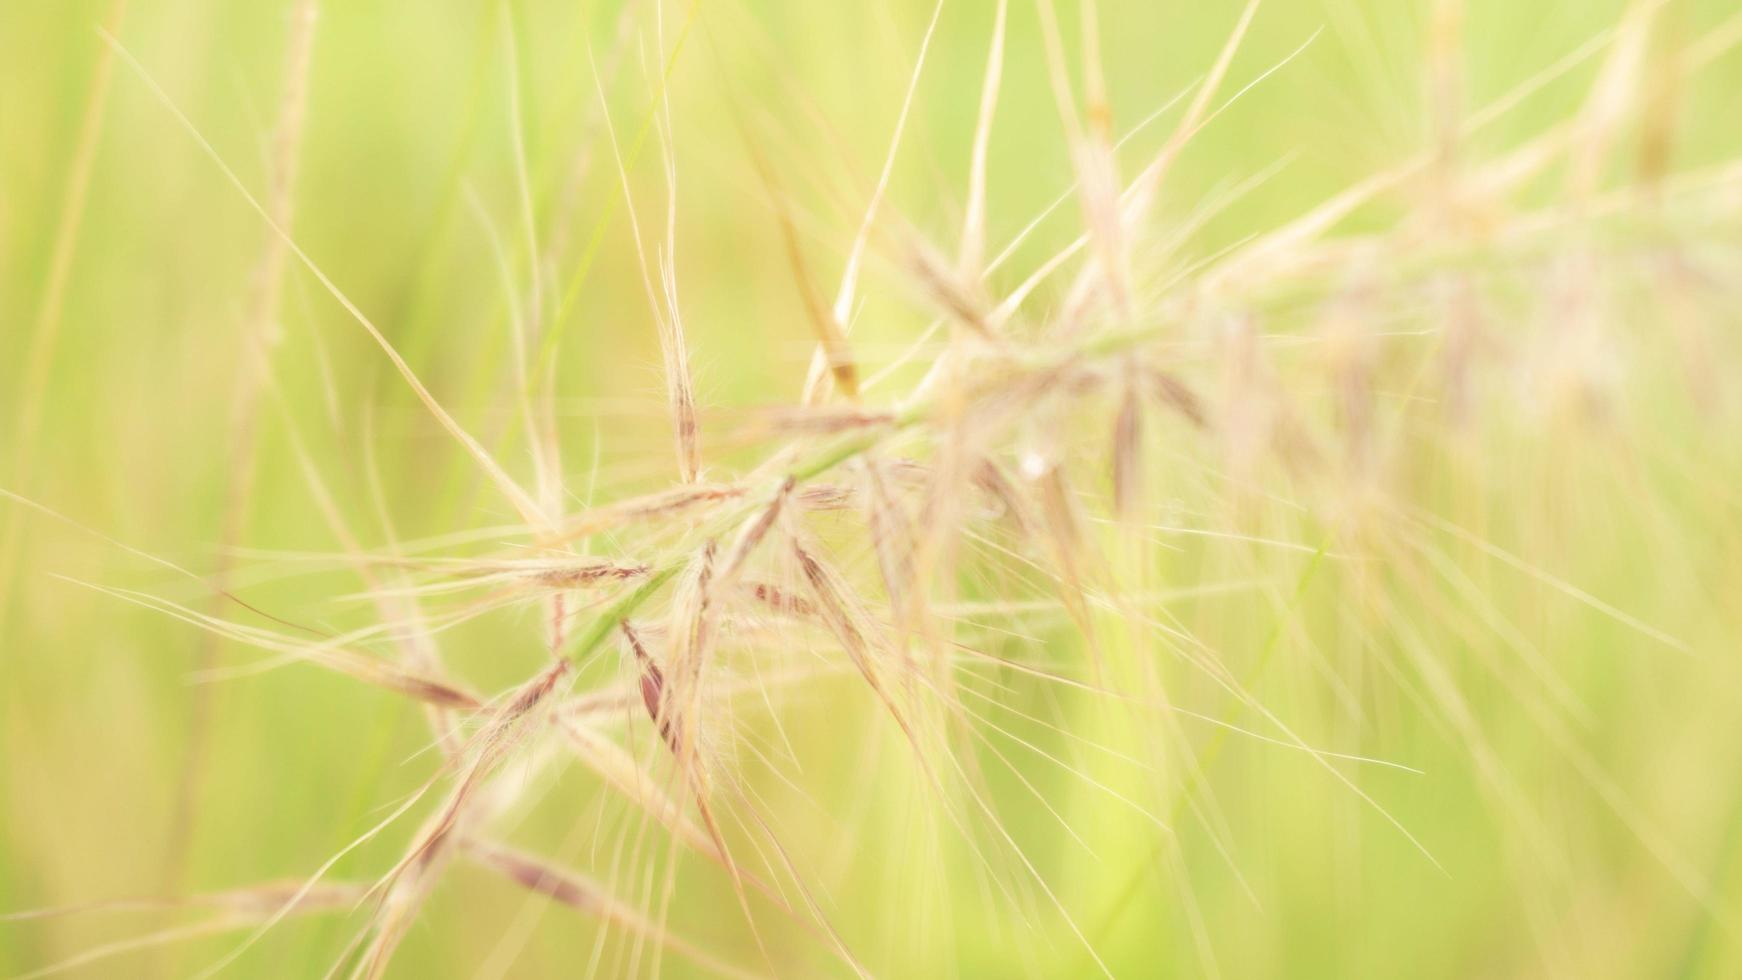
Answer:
[3,0,1742,976]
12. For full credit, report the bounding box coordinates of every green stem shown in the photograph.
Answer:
[563,564,681,665]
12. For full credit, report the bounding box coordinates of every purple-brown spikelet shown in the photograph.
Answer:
[667,541,718,692]
[343,659,572,978]
[466,840,756,980]
[1034,462,1100,650]
[620,619,678,755]
[527,559,651,588]
[1142,365,1209,430]
[388,673,484,712]
[1111,373,1144,521]
[911,239,994,337]
[718,476,793,585]
[746,581,818,619]
[795,482,859,512]
[973,458,1038,537]
[552,483,748,544]
[788,531,922,749]
[862,458,917,624]
[760,407,898,437]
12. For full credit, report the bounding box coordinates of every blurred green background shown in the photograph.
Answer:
[4,0,1742,976]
